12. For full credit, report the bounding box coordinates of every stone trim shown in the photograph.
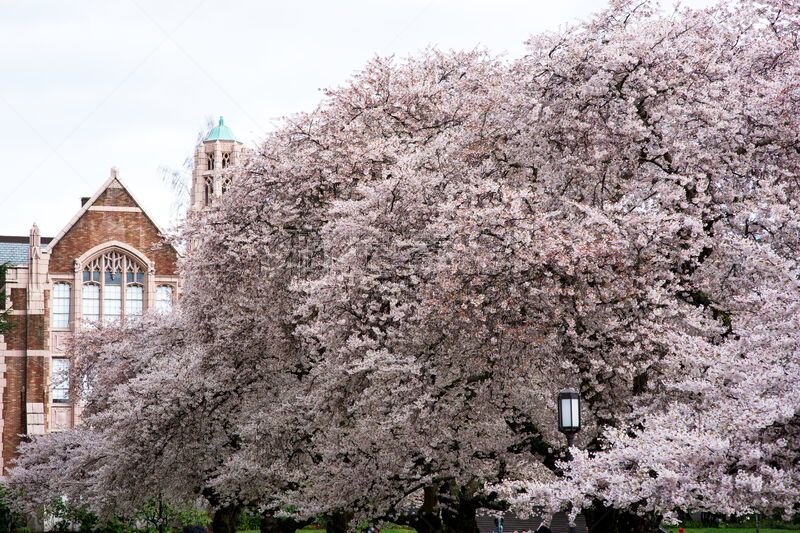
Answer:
[26,403,45,435]
[0,350,50,357]
[74,241,156,272]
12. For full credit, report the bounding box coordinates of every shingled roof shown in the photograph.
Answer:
[0,236,53,266]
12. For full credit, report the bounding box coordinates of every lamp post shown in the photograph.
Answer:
[557,387,581,533]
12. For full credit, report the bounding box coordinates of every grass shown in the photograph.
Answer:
[668,527,791,533]
[236,527,414,533]
[296,529,412,533]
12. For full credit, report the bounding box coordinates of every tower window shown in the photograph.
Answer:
[204,176,215,205]
[221,152,231,168]
[207,152,216,170]
[221,176,232,195]
[52,282,71,329]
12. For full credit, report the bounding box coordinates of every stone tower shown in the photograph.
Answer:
[191,117,243,210]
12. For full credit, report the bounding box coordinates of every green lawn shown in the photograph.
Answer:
[669,527,791,533]
[236,527,414,533]
[238,528,413,533]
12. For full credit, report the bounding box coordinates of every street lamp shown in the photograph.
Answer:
[557,387,581,533]
[557,387,581,447]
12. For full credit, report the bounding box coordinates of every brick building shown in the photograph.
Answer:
[0,118,242,473]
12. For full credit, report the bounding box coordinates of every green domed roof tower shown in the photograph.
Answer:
[204,116,238,142]
[191,116,243,210]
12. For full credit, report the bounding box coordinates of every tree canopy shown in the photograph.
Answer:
[8,1,800,532]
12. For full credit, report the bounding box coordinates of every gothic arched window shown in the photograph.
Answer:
[207,152,216,170]
[221,152,231,168]
[204,176,214,206]
[82,250,145,325]
[221,176,232,195]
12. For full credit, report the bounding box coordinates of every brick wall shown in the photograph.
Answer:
[94,187,137,207]
[1,180,180,473]
[5,289,26,351]
[2,357,24,468]
[50,210,179,275]
[9,288,25,311]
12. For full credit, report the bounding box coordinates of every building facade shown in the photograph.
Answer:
[0,117,241,473]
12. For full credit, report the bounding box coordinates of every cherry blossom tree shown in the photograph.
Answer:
[8,1,799,532]
[494,0,800,529]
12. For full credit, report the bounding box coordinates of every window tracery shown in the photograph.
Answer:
[81,250,145,324]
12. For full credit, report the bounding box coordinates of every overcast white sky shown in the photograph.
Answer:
[0,0,713,237]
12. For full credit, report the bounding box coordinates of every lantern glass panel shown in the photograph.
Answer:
[571,398,580,428]
[560,397,572,428]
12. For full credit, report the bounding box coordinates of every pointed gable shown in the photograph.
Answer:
[47,170,179,275]
[93,180,138,207]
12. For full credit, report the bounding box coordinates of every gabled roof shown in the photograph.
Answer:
[0,236,53,266]
[45,169,178,257]
[204,116,237,142]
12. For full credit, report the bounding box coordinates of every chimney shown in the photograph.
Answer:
[81,197,90,207]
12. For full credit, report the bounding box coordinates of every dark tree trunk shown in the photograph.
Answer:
[440,503,479,533]
[583,502,661,533]
[211,505,241,533]
[414,485,444,533]
[439,482,480,533]
[260,512,307,533]
[325,511,352,533]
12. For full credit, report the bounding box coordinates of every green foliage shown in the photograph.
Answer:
[138,498,178,533]
[138,497,210,533]
[0,486,23,533]
[175,506,210,529]
[46,496,210,533]
[48,498,98,533]
[91,517,135,533]
[236,510,261,532]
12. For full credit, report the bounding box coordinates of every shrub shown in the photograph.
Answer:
[0,486,23,533]
[47,498,98,533]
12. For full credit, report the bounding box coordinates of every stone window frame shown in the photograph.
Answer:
[81,249,145,324]
[72,241,156,327]
[49,353,74,431]
[220,175,232,195]
[50,357,70,404]
[82,251,144,325]
[155,284,175,313]
[50,281,72,330]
